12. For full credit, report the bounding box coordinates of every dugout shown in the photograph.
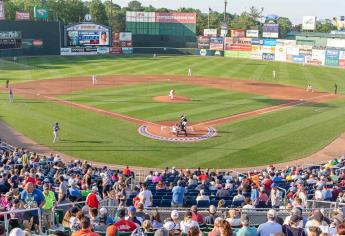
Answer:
[0,20,62,57]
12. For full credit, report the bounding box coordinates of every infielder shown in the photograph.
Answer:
[92,75,98,85]
[188,68,192,77]
[8,87,14,103]
[169,89,176,100]
[306,84,314,92]
[272,70,276,79]
[53,122,60,143]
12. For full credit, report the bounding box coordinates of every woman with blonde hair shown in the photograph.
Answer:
[188,226,202,236]
[226,209,241,227]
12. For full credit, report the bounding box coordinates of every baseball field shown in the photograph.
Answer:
[1,55,345,168]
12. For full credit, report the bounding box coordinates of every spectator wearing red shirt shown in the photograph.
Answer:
[24,173,36,187]
[199,172,208,182]
[123,166,131,177]
[191,205,204,225]
[72,216,100,236]
[107,208,137,236]
[86,186,100,209]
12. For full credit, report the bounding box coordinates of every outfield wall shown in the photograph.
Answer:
[0,20,62,57]
[195,37,345,69]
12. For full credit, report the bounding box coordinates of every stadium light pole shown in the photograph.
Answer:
[110,0,113,29]
[224,0,228,22]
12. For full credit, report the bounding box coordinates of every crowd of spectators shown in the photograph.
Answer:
[1,140,345,236]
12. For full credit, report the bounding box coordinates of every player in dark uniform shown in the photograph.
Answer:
[6,80,9,88]
[53,122,60,143]
[334,83,338,95]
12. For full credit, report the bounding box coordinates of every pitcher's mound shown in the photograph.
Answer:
[138,122,217,142]
[154,96,191,103]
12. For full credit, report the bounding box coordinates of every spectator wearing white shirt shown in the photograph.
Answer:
[138,183,153,208]
[196,189,210,202]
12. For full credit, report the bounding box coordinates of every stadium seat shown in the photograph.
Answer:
[197,200,210,208]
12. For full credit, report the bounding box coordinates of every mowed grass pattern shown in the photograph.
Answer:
[1,55,345,93]
[1,93,345,168]
[63,83,284,122]
[1,55,345,168]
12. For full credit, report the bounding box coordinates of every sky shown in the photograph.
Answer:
[112,0,345,24]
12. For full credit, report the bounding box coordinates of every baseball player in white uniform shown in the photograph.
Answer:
[53,122,60,143]
[188,68,192,77]
[92,75,98,85]
[272,70,276,79]
[169,90,176,100]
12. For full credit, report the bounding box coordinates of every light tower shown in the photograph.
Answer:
[224,0,228,22]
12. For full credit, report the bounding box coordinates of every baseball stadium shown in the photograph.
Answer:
[1,0,345,235]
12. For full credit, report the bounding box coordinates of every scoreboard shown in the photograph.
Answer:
[65,23,110,47]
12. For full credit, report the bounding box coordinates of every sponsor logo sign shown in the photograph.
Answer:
[246,30,259,38]
[198,36,210,49]
[155,12,196,24]
[16,11,30,20]
[119,32,132,41]
[110,47,122,55]
[231,29,245,38]
[251,38,264,45]
[97,47,110,54]
[325,49,340,66]
[262,24,279,38]
[263,39,277,46]
[302,16,317,30]
[306,49,325,65]
[122,47,133,54]
[204,29,217,37]
[292,55,305,63]
[262,53,275,61]
[34,7,48,19]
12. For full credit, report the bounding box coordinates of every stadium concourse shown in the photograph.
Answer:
[0,140,345,236]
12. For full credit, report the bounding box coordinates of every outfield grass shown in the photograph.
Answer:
[1,55,344,93]
[1,92,345,168]
[62,82,284,122]
[1,55,345,168]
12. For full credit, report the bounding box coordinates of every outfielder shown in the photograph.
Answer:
[188,68,192,77]
[53,122,60,143]
[306,84,314,92]
[92,75,98,85]
[272,70,276,79]
[8,87,14,103]
[169,89,176,100]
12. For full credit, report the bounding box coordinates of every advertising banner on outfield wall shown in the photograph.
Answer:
[155,12,197,24]
[0,0,5,20]
[262,53,275,61]
[325,49,340,66]
[286,47,300,56]
[226,38,252,51]
[276,39,296,47]
[122,47,133,54]
[251,38,264,45]
[204,29,217,37]
[262,24,279,38]
[119,32,132,41]
[246,30,259,38]
[97,47,110,54]
[209,37,224,50]
[306,49,326,65]
[110,47,122,55]
[126,11,155,22]
[198,36,211,49]
[338,51,345,68]
[263,39,277,46]
[292,55,305,64]
[195,49,212,56]
[251,45,263,60]
[275,46,287,61]
[262,46,275,54]
[231,29,245,38]
[327,38,345,48]
[224,50,250,58]
[60,48,71,55]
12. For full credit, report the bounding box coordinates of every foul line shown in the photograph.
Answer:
[196,94,334,127]
[42,95,158,126]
